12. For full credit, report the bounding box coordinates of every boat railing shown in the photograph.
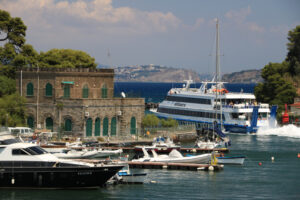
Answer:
[222,104,269,109]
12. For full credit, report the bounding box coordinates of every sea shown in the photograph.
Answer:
[1,82,300,200]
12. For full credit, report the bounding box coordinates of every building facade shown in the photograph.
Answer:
[16,68,145,138]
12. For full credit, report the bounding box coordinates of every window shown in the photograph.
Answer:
[26,82,34,96]
[12,149,29,155]
[166,96,211,105]
[103,117,108,136]
[45,83,53,97]
[46,117,53,131]
[95,118,101,136]
[65,119,72,132]
[130,117,136,135]
[82,84,89,98]
[86,118,92,137]
[101,84,108,98]
[111,117,116,136]
[63,84,70,98]
[27,116,34,129]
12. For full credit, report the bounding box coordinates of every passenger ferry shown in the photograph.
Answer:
[152,19,276,133]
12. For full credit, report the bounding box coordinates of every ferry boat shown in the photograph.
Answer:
[152,19,277,134]
[0,128,123,189]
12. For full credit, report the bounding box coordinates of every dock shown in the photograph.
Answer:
[101,146,229,153]
[127,161,223,171]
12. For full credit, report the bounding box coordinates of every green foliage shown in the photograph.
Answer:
[0,9,27,49]
[0,93,26,126]
[39,49,97,69]
[286,25,300,76]
[0,75,16,97]
[142,114,160,127]
[160,118,178,128]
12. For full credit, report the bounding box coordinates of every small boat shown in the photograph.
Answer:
[195,122,231,149]
[216,155,246,165]
[132,148,211,164]
[0,128,123,188]
[117,163,147,184]
[53,148,123,159]
[134,136,180,153]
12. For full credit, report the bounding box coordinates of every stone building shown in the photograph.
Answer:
[16,68,145,138]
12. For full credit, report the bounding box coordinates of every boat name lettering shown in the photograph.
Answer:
[174,103,186,107]
[78,171,92,175]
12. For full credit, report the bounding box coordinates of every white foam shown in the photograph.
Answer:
[257,124,300,138]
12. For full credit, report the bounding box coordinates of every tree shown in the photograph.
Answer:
[0,75,16,97]
[39,49,97,69]
[286,25,300,76]
[142,114,160,127]
[161,118,178,128]
[0,93,26,126]
[0,9,27,50]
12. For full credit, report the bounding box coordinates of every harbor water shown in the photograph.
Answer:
[1,82,299,199]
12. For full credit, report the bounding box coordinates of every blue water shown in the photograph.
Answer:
[1,82,299,199]
[114,82,256,103]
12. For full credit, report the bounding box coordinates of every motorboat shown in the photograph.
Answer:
[53,148,123,159]
[132,148,211,164]
[134,136,180,153]
[216,155,246,165]
[0,129,123,188]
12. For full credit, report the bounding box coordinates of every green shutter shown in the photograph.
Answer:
[64,85,70,98]
[95,118,100,136]
[101,85,107,98]
[111,117,117,136]
[82,85,89,98]
[65,119,72,131]
[45,83,52,97]
[103,117,108,136]
[27,83,34,96]
[27,116,34,129]
[46,117,53,131]
[86,118,92,137]
[130,117,136,135]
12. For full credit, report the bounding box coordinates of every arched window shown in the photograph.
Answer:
[130,117,136,135]
[103,117,108,136]
[101,84,108,98]
[95,118,101,136]
[27,116,34,129]
[45,83,53,97]
[46,117,53,131]
[63,84,70,98]
[86,118,92,137]
[82,84,89,98]
[64,119,72,132]
[26,82,34,96]
[111,117,117,136]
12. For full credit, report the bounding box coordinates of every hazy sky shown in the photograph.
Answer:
[1,0,299,74]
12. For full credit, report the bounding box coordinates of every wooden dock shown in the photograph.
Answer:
[101,146,229,153]
[127,161,223,171]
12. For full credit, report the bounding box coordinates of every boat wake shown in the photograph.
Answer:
[257,124,300,138]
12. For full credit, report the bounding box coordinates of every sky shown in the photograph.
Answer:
[1,0,300,74]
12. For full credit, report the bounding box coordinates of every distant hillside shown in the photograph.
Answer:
[113,65,212,82]
[222,69,262,83]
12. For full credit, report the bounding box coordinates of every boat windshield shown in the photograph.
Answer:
[24,146,48,155]
[0,138,22,145]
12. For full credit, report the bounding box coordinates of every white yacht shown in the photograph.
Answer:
[152,19,277,134]
[0,128,123,188]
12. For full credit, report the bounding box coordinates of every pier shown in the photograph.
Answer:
[127,161,223,171]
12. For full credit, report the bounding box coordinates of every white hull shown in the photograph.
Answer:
[217,156,245,165]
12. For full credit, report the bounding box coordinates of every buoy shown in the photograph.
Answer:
[271,156,274,162]
[150,180,157,184]
[11,178,15,184]
[258,162,262,166]
[162,165,168,169]
[197,167,205,171]
[298,153,300,158]
[208,166,214,171]
[192,149,197,153]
